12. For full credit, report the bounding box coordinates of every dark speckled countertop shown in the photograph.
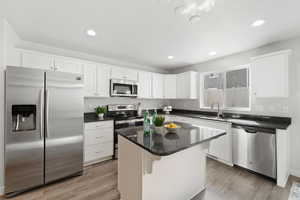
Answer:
[117,122,226,156]
[160,109,292,130]
[84,113,113,123]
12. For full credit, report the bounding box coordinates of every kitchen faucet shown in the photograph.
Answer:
[210,102,223,118]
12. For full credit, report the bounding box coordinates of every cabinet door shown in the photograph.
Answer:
[188,118,232,164]
[164,74,177,99]
[83,63,97,96]
[21,51,53,70]
[152,73,164,99]
[232,128,247,168]
[176,71,197,99]
[138,71,152,98]
[96,64,111,97]
[176,73,187,99]
[54,57,83,74]
[111,66,138,81]
[251,51,289,98]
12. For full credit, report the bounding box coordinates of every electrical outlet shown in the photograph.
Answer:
[88,105,95,111]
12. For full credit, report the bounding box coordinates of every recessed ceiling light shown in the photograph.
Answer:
[209,51,217,56]
[251,20,266,27]
[86,29,96,37]
[168,56,174,60]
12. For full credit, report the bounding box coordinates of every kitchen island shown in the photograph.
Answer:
[117,122,226,200]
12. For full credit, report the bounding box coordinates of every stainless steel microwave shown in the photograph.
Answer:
[110,79,138,97]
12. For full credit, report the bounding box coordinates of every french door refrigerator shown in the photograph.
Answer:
[5,66,84,196]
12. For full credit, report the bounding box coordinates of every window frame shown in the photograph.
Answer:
[199,64,251,112]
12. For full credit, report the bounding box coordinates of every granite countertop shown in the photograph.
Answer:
[162,109,292,130]
[117,122,226,156]
[84,113,113,123]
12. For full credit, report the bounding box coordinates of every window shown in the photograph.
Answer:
[200,66,250,110]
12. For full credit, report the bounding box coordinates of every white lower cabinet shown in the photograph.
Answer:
[165,115,233,165]
[84,121,114,165]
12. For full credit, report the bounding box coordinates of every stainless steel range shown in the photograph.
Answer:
[106,104,143,159]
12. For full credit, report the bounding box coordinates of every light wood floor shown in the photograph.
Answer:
[1,159,298,200]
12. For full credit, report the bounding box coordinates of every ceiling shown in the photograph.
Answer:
[4,0,300,69]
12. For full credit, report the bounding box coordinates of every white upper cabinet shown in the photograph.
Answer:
[20,49,83,74]
[53,56,83,74]
[83,63,97,96]
[251,50,290,98]
[176,71,198,99]
[164,74,177,99]
[96,64,111,97]
[83,63,111,97]
[21,50,53,70]
[138,71,153,98]
[152,73,164,99]
[111,66,138,81]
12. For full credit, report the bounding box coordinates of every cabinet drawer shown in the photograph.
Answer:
[84,121,113,130]
[84,128,113,145]
[84,142,113,163]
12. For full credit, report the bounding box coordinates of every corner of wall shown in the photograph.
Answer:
[0,17,5,195]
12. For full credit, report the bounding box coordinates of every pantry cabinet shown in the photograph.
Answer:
[251,50,290,98]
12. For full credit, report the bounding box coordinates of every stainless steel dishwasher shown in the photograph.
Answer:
[232,125,276,179]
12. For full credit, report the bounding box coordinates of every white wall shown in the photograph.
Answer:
[0,17,5,194]
[169,36,300,178]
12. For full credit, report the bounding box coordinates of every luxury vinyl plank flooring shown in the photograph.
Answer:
[1,159,298,200]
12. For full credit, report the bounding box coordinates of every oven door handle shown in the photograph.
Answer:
[115,119,144,125]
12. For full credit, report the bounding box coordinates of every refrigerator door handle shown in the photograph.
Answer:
[40,89,44,139]
[45,89,50,138]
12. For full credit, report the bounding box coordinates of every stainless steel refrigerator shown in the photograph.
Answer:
[5,66,84,196]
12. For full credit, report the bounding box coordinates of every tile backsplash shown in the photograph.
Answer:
[84,97,169,113]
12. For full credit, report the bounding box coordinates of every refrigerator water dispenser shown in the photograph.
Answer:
[12,105,36,132]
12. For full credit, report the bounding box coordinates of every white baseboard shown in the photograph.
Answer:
[0,185,4,195]
[290,169,300,178]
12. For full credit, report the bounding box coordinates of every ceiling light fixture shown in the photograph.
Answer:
[168,56,174,60]
[86,29,96,37]
[209,51,217,56]
[251,20,266,27]
[168,0,216,23]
